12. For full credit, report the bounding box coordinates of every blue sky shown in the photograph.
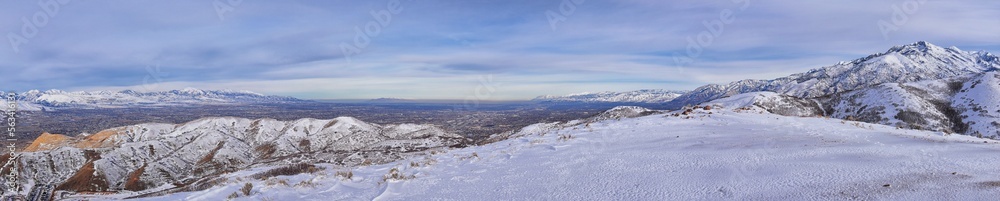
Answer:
[1,0,998,100]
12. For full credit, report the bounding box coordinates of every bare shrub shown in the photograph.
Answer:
[295,179,319,188]
[264,178,289,186]
[251,163,322,180]
[558,134,574,141]
[382,167,415,182]
[241,183,253,196]
[335,171,354,180]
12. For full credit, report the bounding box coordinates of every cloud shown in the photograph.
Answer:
[1,0,998,99]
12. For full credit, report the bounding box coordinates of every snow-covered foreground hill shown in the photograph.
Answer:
[122,107,1000,200]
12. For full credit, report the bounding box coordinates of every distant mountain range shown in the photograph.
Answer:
[533,89,688,103]
[0,88,305,111]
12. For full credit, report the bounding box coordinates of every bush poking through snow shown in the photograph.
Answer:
[264,178,290,186]
[335,171,354,180]
[458,152,480,160]
[251,163,322,180]
[382,167,415,182]
[295,179,319,188]
[408,157,438,167]
[558,134,575,141]
[241,183,253,196]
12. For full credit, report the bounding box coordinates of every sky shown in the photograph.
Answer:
[1,0,998,100]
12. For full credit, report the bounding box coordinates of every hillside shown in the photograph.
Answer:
[121,105,1000,200]
[668,41,999,107]
[703,71,1000,138]
[2,116,466,196]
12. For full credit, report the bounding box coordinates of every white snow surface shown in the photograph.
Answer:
[120,108,1000,200]
[706,92,823,117]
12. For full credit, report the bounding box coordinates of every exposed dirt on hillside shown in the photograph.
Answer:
[55,160,110,192]
[24,132,72,152]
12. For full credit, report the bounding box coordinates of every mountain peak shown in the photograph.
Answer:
[178,87,206,95]
[887,41,949,55]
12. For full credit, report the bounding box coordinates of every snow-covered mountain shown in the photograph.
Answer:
[533,89,688,103]
[820,71,1000,137]
[108,105,1000,200]
[0,88,305,111]
[702,71,1000,138]
[706,92,824,117]
[669,41,1000,107]
[2,116,466,195]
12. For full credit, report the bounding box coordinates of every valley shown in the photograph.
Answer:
[9,101,654,142]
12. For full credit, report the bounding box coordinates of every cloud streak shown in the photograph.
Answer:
[1,0,998,99]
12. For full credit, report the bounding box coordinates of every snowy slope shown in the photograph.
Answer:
[820,79,959,132]
[811,71,999,137]
[669,41,1000,107]
[119,106,1000,200]
[0,88,304,111]
[5,116,466,196]
[706,92,823,117]
[952,71,1000,137]
[699,71,1000,138]
[534,89,688,103]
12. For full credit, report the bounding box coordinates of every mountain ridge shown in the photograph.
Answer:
[533,89,689,103]
[0,88,305,111]
[667,41,1000,107]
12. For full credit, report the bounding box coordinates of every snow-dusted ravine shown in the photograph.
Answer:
[111,107,1000,200]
